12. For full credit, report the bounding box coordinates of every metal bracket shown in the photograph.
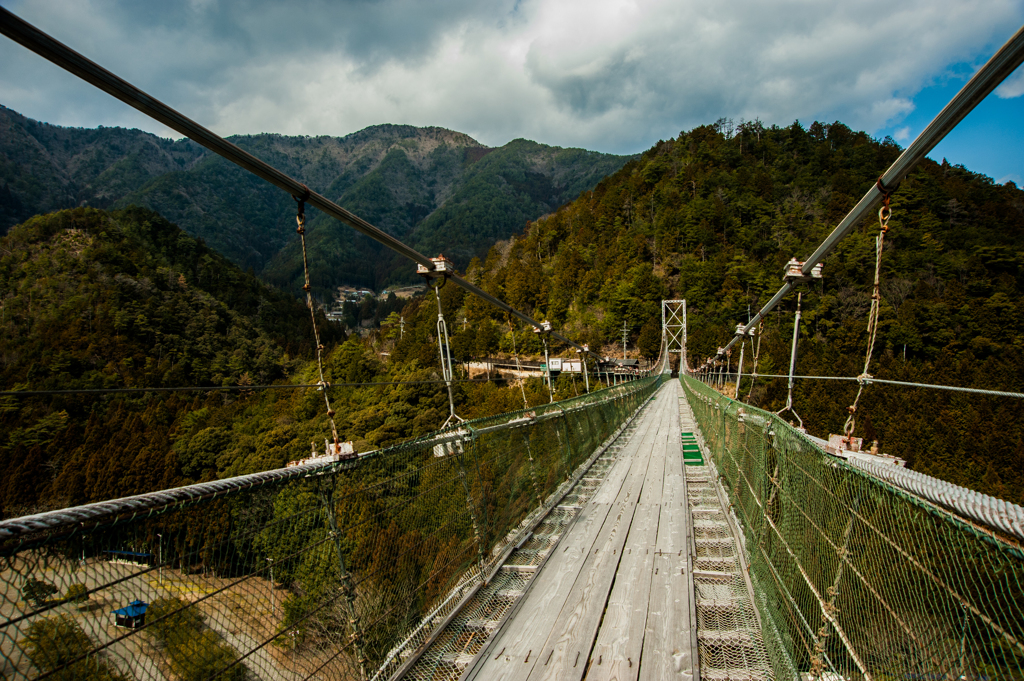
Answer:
[417,254,456,280]
[783,258,823,284]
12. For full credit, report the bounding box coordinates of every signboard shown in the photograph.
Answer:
[549,358,562,371]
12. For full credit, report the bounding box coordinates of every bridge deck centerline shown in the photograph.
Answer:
[465,382,695,681]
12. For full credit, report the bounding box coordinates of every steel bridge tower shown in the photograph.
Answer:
[662,299,687,373]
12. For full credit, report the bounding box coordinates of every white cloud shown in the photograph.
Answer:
[894,126,912,143]
[996,65,1024,98]
[0,0,1021,153]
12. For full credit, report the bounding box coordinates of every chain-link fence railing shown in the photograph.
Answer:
[681,374,1024,681]
[0,376,660,681]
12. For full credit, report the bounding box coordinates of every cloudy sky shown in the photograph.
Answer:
[2,0,1022,183]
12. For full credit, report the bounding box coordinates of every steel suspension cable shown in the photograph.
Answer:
[0,7,601,362]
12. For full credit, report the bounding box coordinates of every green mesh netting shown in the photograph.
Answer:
[681,374,1024,681]
[0,376,660,681]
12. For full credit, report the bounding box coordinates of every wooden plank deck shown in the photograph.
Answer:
[465,381,695,681]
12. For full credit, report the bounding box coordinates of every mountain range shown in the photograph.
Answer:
[0,105,632,296]
[4,110,1024,511]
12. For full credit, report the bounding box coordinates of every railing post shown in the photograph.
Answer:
[558,412,574,478]
[454,436,488,582]
[543,337,554,402]
[521,431,543,508]
[317,480,369,679]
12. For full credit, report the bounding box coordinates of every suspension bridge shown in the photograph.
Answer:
[1,8,1023,680]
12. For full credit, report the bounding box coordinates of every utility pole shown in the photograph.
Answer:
[581,345,590,393]
[267,558,276,617]
[543,337,553,403]
[622,321,628,360]
[399,316,404,338]
[157,533,163,588]
[534,321,554,403]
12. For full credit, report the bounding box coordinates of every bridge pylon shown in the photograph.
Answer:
[662,299,687,373]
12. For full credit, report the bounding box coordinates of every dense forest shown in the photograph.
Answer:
[458,119,1024,504]
[3,116,1023,518]
[0,106,631,295]
[0,206,580,516]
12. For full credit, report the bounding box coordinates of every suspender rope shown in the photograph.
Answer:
[776,293,804,429]
[434,281,464,429]
[507,315,530,410]
[844,188,892,443]
[735,341,746,400]
[540,335,554,403]
[746,321,764,402]
[295,193,341,454]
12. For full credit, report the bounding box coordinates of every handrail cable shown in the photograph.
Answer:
[0,378,512,397]
[0,7,601,363]
[717,23,1024,359]
[723,373,1024,400]
[0,377,659,545]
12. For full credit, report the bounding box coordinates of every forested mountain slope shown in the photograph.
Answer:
[0,207,556,516]
[0,105,206,229]
[0,106,631,293]
[5,119,1023,516]
[0,207,338,514]
[456,120,1024,503]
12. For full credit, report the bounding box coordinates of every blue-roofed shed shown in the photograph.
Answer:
[105,550,153,566]
[112,600,148,628]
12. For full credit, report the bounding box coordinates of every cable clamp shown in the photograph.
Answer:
[856,373,872,385]
[783,258,823,284]
[292,184,311,204]
[875,176,898,198]
[418,254,455,281]
[294,185,311,233]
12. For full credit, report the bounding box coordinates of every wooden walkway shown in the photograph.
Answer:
[465,381,696,681]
